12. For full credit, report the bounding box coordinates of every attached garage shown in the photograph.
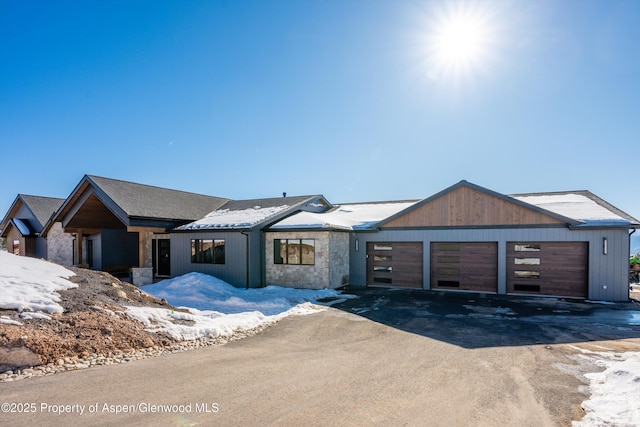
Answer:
[506,242,588,298]
[367,242,423,288]
[431,242,498,293]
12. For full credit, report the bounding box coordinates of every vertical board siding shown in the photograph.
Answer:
[170,231,249,288]
[383,186,566,227]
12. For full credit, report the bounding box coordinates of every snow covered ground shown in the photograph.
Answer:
[1,251,639,425]
[128,272,351,340]
[571,348,640,426]
[0,251,76,315]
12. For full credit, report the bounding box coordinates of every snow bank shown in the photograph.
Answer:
[0,251,76,314]
[138,272,343,315]
[573,351,640,426]
[129,272,349,340]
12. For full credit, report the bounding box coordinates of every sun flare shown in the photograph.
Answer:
[423,2,497,84]
[434,16,487,66]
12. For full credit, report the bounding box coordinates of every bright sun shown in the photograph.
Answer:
[424,2,496,83]
[434,17,487,65]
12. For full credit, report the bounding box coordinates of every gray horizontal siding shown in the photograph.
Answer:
[350,227,630,301]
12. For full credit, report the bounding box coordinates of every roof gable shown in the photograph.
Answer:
[380,181,572,228]
[1,194,65,236]
[19,195,65,227]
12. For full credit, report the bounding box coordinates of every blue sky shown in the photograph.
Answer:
[1,0,639,226]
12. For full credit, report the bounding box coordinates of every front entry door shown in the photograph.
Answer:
[153,239,171,277]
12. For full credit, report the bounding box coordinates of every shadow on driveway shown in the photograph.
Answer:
[329,287,640,349]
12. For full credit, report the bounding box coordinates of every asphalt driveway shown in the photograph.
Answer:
[2,289,640,427]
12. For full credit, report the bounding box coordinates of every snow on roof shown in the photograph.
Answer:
[176,205,290,230]
[270,201,418,230]
[512,193,630,226]
[12,218,33,236]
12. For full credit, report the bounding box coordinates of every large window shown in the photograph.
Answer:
[274,239,315,265]
[191,239,225,264]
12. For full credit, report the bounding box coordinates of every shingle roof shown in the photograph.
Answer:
[87,175,230,221]
[19,195,65,228]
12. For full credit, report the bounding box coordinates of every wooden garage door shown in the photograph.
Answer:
[431,242,498,293]
[507,242,588,298]
[367,242,423,288]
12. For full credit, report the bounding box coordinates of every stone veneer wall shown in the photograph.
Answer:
[265,231,349,289]
[47,222,74,266]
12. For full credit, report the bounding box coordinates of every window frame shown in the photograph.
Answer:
[274,238,315,265]
[191,239,225,264]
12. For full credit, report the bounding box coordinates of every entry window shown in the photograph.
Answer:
[274,239,315,265]
[12,239,19,255]
[191,239,225,264]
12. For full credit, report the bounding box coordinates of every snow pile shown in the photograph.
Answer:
[128,272,348,340]
[271,201,417,230]
[0,251,76,314]
[573,351,640,426]
[178,205,290,230]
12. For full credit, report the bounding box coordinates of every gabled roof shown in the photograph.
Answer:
[269,200,419,231]
[175,195,331,231]
[19,195,65,227]
[43,175,231,234]
[0,194,65,236]
[511,190,640,228]
[87,175,230,220]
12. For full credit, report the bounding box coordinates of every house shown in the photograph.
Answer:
[41,175,230,285]
[37,174,330,288]
[5,175,638,301]
[268,181,638,301]
[0,194,72,265]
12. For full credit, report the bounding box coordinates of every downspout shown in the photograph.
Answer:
[241,231,250,289]
[630,228,637,256]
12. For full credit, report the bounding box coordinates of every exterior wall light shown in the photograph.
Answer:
[603,237,608,255]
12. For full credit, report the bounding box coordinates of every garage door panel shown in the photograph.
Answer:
[507,242,587,298]
[367,242,423,288]
[431,242,497,293]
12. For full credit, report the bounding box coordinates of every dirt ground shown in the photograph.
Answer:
[0,268,178,371]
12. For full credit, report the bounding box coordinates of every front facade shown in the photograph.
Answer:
[4,176,637,301]
[266,181,638,302]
